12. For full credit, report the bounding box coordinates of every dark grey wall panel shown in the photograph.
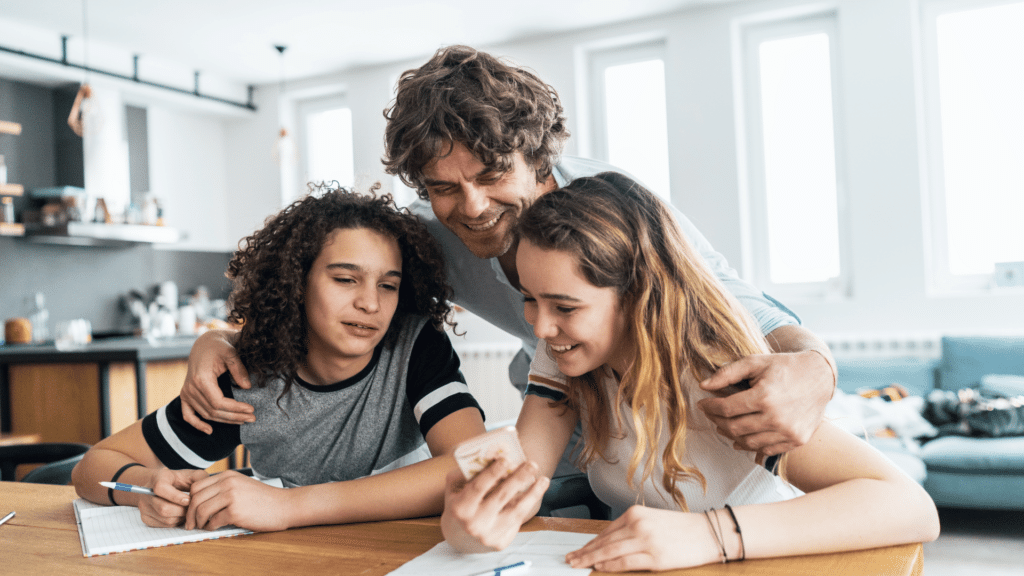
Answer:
[0,238,232,336]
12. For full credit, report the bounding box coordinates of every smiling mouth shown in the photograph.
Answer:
[550,343,579,353]
[462,213,502,232]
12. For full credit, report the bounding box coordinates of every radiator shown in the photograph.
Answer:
[821,333,942,360]
[454,343,524,425]
[455,335,943,423]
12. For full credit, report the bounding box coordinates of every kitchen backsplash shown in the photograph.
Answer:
[0,238,232,336]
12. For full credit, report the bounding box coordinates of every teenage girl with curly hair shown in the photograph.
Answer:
[73,185,485,533]
[440,173,939,571]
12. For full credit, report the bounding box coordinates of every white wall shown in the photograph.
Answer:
[147,106,232,251]
[219,0,1024,341]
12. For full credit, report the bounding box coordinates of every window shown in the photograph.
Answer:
[296,94,354,197]
[922,0,1024,290]
[587,41,671,199]
[739,14,848,299]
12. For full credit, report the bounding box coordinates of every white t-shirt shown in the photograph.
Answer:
[528,344,802,518]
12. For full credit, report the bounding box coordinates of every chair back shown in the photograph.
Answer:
[0,442,92,484]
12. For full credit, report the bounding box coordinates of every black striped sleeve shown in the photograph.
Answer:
[141,373,242,469]
[405,323,484,436]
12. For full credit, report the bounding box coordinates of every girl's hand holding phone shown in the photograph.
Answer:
[442,428,549,553]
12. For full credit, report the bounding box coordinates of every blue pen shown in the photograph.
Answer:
[470,560,532,576]
[99,481,155,496]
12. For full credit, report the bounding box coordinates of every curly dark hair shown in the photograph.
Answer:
[227,183,455,394]
[383,45,570,200]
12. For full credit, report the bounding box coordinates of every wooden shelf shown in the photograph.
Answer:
[0,183,24,196]
[0,120,22,135]
[0,222,25,237]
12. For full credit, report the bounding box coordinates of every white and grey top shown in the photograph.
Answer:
[142,315,482,488]
[527,344,802,519]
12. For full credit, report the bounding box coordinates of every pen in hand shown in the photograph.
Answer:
[99,482,155,496]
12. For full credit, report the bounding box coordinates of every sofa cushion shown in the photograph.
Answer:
[835,357,938,397]
[980,374,1024,398]
[937,336,1024,392]
[920,436,1024,474]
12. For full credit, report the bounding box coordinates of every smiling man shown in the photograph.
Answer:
[180,45,837,468]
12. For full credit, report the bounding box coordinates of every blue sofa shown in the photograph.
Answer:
[835,335,1024,511]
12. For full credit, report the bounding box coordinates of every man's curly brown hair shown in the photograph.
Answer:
[227,184,455,394]
[383,45,570,200]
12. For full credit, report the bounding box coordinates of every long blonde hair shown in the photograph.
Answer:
[518,172,771,510]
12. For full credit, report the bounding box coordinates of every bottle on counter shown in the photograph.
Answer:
[29,292,49,343]
[1,197,14,223]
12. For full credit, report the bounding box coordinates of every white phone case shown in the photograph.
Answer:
[453,426,527,480]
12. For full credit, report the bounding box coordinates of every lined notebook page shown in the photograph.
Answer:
[73,498,252,557]
[387,530,596,575]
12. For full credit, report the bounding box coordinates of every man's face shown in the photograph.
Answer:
[421,142,552,259]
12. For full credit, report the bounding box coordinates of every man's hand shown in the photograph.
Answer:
[180,330,255,434]
[698,325,836,456]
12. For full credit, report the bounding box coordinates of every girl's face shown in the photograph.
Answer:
[304,227,402,375]
[517,239,630,377]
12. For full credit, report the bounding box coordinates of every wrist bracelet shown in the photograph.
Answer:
[108,462,144,505]
[704,510,727,563]
[723,504,746,561]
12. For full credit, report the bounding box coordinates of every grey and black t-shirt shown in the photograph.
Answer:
[141,315,482,487]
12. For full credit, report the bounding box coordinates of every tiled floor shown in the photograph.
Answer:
[924,507,1024,575]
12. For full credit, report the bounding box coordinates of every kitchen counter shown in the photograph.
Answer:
[0,336,197,441]
[0,335,196,363]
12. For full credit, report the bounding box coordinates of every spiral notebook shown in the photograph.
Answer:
[72,478,283,557]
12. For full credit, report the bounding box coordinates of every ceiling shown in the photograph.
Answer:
[0,0,738,87]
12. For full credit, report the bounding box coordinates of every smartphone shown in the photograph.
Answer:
[453,426,527,481]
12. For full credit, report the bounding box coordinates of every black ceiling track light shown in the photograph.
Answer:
[0,37,257,112]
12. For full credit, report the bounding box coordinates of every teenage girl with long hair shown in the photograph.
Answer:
[441,172,938,572]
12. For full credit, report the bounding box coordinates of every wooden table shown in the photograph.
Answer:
[0,482,923,575]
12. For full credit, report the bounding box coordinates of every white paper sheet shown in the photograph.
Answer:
[387,530,596,575]
[73,498,252,557]
[73,477,284,557]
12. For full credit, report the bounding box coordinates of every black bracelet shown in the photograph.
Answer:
[108,463,144,505]
[723,504,745,561]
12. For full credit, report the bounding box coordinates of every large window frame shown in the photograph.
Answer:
[919,0,1024,293]
[738,13,851,301]
[295,93,354,191]
[585,39,672,200]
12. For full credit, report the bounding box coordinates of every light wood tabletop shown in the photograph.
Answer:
[0,482,923,576]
